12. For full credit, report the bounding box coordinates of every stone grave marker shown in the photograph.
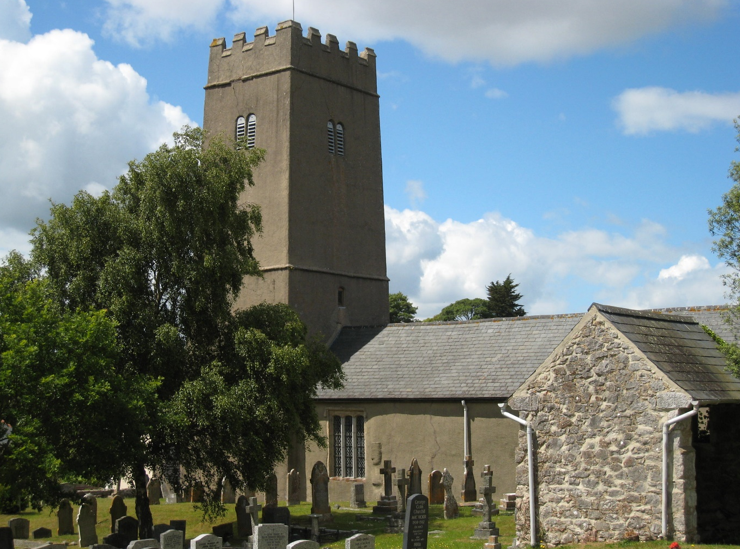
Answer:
[110,496,128,534]
[408,459,422,496]
[8,518,29,540]
[462,456,476,503]
[169,521,186,542]
[235,496,251,539]
[345,533,374,549]
[78,501,99,547]
[309,462,331,518]
[127,539,159,549]
[102,533,130,548]
[91,544,117,549]
[116,516,139,545]
[252,524,288,549]
[221,478,235,505]
[33,527,52,539]
[152,525,170,541]
[189,534,221,549]
[402,494,428,549]
[428,471,443,505]
[286,469,300,506]
[190,483,204,503]
[483,535,502,549]
[0,528,12,549]
[396,468,409,513]
[264,473,278,508]
[499,494,516,512]
[472,465,500,540]
[442,469,458,520]
[160,529,183,549]
[211,523,233,542]
[148,479,162,505]
[58,499,75,535]
[350,484,366,509]
[83,494,98,524]
[372,460,398,515]
[161,481,183,505]
[248,497,262,531]
[262,507,290,527]
[286,541,318,549]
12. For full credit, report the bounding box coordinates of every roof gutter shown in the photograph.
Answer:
[499,403,536,547]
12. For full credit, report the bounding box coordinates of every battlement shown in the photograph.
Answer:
[206,21,377,95]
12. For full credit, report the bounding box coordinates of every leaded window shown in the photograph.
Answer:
[331,414,365,478]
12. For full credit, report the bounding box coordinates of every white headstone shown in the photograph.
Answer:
[189,534,222,549]
[160,529,183,549]
[77,502,99,547]
[127,540,159,549]
[345,534,375,549]
[253,524,288,549]
[286,542,318,549]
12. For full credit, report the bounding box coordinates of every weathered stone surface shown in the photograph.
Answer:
[402,494,428,549]
[147,479,162,505]
[78,502,99,547]
[8,519,29,540]
[345,533,374,549]
[442,469,458,520]
[115,516,138,545]
[127,539,159,549]
[428,471,443,505]
[110,496,127,534]
[235,495,251,539]
[253,524,288,549]
[262,507,290,527]
[408,459,422,496]
[221,478,235,505]
[286,542,317,549]
[83,494,98,525]
[152,525,169,542]
[309,462,331,517]
[286,470,300,506]
[33,527,52,539]
[168,521,185,541]
[210,523,233,542]
[58,499,75,535]
[350,484,366,509]
[103,533,130,548]
[264,474,278,509]
[159,529,183,549]
[189,534,221,549]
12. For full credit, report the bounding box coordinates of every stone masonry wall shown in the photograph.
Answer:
[512,314,696,545]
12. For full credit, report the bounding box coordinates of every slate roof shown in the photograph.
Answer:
[319,313,583,400]
[645,305,736,343]
[595,303,740,402]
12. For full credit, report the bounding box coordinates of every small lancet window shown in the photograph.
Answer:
[338,287,345,307]
[246,114,256,149]
[336,123,345,156]
[236,116,246,141]
[327,121,335,154]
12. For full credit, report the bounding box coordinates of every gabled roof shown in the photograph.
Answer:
[595,303,740,402]
[645,305,735,344]
[320,313,583,400]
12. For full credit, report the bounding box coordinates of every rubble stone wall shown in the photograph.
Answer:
[512,313,696,545]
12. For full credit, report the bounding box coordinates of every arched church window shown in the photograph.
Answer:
[246,114,256,149]
[327,121,335,154]
[336,123,345,156]
[236,116,246,141]
[332,414,365,478]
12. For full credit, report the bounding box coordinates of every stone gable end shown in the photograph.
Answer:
[511,312,696,545]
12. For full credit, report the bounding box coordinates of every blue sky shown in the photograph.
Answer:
[1,0,740,318]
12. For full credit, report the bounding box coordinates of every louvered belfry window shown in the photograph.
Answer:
[246,114,256,149]
[236,116,246,140]
[336,123,345,156]
[327,121,335,154]
[331,414,365,478]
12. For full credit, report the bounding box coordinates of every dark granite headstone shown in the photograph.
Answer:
[152,525,170,541]
[408,459,422,496]
[262,507,290,527]
[33,528,52,539]
[0,527,14,549]
[264,474,278,509]
[103,533,130,549]
[309,462,331,518]
[402,494,428,549]
[110,496,127,534]
[8,519,29,540]
[58,499,75,535]
[211,523,233,542]
[168,521,186,542]
[235,496,251,539]
[115,516,139,544]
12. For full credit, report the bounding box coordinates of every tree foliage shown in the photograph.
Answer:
[428,298,493,322]
[29,127,342,529]
[486,274,526,317]
[389,292,417,323]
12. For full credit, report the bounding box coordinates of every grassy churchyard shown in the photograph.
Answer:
[2,500,739,549]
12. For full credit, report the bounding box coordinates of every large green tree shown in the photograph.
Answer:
[428,297,493,321]
[486,274,526,317]
[389,292,417,323]
[31,127,343,531]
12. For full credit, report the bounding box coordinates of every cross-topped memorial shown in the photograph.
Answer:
[248,497,262,530]
[396,468,410,513]
[472,464,500,541]
[372,460,399,515]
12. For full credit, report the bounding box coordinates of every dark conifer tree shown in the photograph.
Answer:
[486,274,526,317]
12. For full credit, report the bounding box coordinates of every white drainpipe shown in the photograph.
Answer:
[662,402,699,540]
[500,403,537,547]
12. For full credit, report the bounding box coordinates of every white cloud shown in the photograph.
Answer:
[614,87,740,135]
[0,25,194,244]
[99,0,724,65]
[404,180,427,207]
[485,88,508,99]
[0,0,31,42]
[385,206,728,319]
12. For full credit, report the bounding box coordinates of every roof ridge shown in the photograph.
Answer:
[593,303,697,324]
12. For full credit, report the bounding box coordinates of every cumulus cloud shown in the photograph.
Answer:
[385,207,728,318]
[99,0,724,65]
[0,24,194,245]
[485,88,508,99]
[0,0,31,42]
[404,180,427,207]
[614,87,740,134]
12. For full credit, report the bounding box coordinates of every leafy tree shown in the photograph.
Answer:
[30,127,343,531]
[389,292,417,323]
[428,297,493,321]
[0,252,154,513]
[486,274,526,317]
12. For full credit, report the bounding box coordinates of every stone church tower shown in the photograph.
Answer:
[203,21,389,341]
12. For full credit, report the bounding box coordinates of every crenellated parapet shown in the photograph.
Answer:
[206,21,377,95]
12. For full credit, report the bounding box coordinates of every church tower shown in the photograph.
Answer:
[204,21,389,340]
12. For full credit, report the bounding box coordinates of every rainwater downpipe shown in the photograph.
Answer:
[661,402,699,540]
[499,403,536,547]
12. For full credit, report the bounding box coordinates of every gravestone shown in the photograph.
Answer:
[461,456,476,503]
[402,494,428,549]
[345,533,374,549]
[252,524,288,549]
[428,471,444,505]
[161,482,184,505]
[472,465,500,540]
[102,533,130,548]
[91,544,117,549]
[83,494,98,525]
[286,470,300,506]
[189,534,221,549]
[190,484,204,503]
[262,507,290,527]
[309,462,331,519]
[264,473,278,509]
[160,529,183,549]
[8,518,29,540]
[116,516,139,544]
[499,494,516,512]
[33,528,52,539]
[484,535,502,549]
[168,521,186,542]
[235,496,252,539]
[408,459,422,496]
[127,540,159,549]
[152,525,170,541]
[372,460,398,515]
[78,501,99,547]
[221,478,235,505]
[58,499,75,535]
[286,542,317,549]
[210,523,233,542]
[396,468,409,513]
[147,479,162,505]
[350,484,366,509]
[0,527,12,549]
[110,496,128,534]
[248,497,262,531]
[442,469,458,520]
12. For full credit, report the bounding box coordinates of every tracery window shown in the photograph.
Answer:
[331,414,365,478]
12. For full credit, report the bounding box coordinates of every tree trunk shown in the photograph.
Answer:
[134,463,153,539]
